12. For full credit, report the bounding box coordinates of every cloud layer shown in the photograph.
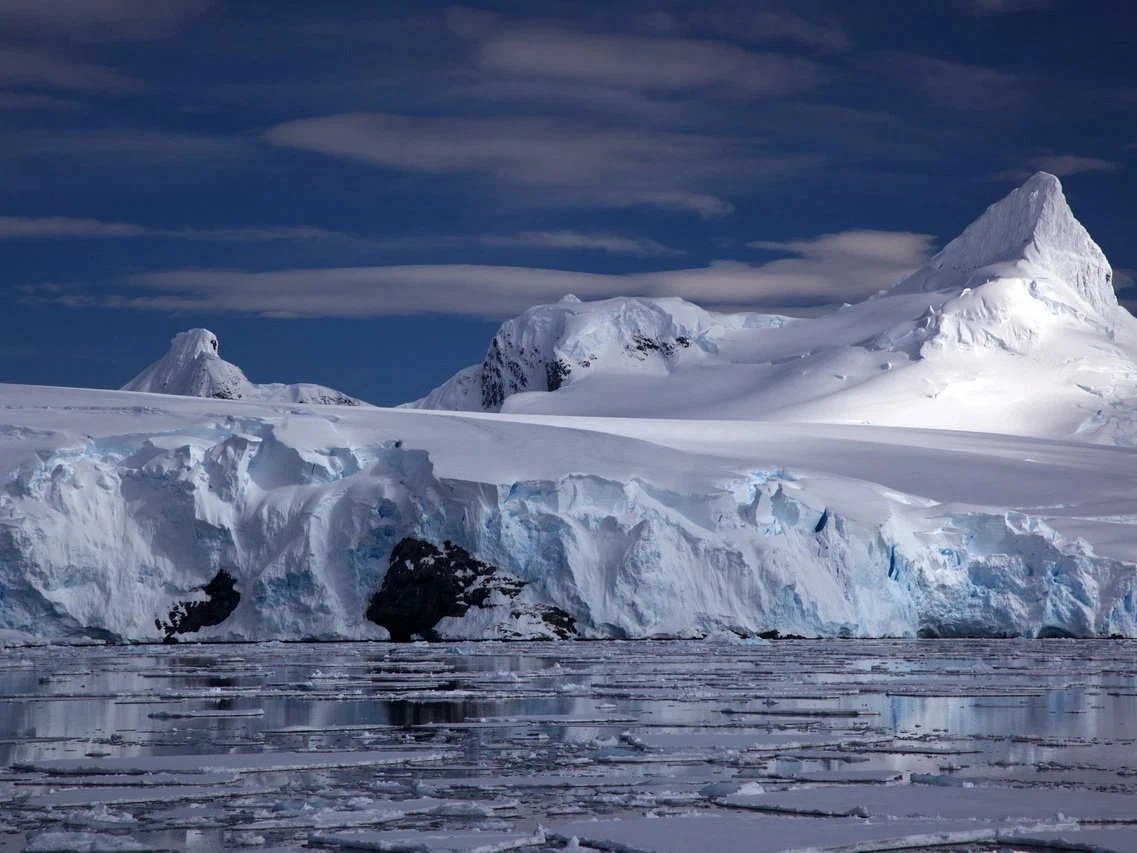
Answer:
[32,229,934,319]
[450,11,821,97]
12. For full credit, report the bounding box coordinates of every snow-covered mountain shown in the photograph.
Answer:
[411,173,1137,446]
[3,172,1137,644]
[123,328,366,407]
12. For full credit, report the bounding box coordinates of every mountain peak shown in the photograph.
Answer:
[1018,169,1063,196]
[123,328,249,399]
[893,171,1116,320]
[122,329,365,406]
[170,328,220,359]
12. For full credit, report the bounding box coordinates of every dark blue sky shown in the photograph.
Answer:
[2,0,1134,405]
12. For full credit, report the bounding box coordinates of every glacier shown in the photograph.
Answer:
[2,384,1137,642]
[4,171,1137,642]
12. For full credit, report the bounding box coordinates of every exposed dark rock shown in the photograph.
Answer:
[157,569,240,643]
[625,333,693,361]
[535,605,577,637]
[546,358,572,392]
[481,338,511,410]
[310,393,359,406]
[366,538,577,641]
[758,629,806,640]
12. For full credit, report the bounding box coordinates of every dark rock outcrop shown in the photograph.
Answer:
[156,569,240,642]
[366,538,576,641]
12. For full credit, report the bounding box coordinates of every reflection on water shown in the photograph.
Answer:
[0,639,1135,851]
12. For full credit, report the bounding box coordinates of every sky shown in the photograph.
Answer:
[2,0,1135,406]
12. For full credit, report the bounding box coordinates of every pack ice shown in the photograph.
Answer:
[3,172,1137,642]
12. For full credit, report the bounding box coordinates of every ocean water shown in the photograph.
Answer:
[2,639,1136,851]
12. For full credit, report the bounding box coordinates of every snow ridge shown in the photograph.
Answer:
[123,329,366,406]
[892,172,1116,322]
[408,296,788,413]
[411,174,1137,445]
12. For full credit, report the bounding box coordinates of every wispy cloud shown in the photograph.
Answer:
[741,9,850,51]
[0,217,684,258]
[0,47,143,94]
[0,91,84,111]
[1030,155,1122,177]
[749,230,937,287]
[266,111,815,217]
[480,231,684,257]
[0,128,243,165]
[960,0,1054,14]
[870,53,1029,112]
[0,216,146,237]
[648,7,851,52]
[994,154,1124,182]
[0,0,212,40]
[0,216,350,242]
[37,229,936,319]
[448,11,821,98]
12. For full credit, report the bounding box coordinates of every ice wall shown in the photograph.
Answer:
[2,395,1134,642]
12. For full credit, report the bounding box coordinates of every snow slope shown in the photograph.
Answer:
[410,174,1137,446]
[123,328,366,407]
[2,382,1137,642]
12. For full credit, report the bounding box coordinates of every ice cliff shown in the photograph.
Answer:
[1,385,1135,642]
[123,328,366,407]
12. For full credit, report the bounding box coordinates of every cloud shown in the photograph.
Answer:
[266,113,709,182]
[750,229,937,276]
[44,229,936,319]
[0,216,351,242]
[0,47,143,94]
[480,231,683,257]
[961,0,1054,14]
[0,91,83,111]
[743,10,850,51]
[1030,155,1122,177]
[0,216,146,237]
[0,0,212,40]
[871,53,1028,112]
[455,18,821,97]
[0,217,682,258]
[663,7,850,52]
[0,128,242,165]
[171,226,352,242]
[993,155,1124,182]
[266,112,814,217]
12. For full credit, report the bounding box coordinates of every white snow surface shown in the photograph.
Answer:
[410,174,1137,447]
[123,328,366,407]
[2,382,1137,641]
